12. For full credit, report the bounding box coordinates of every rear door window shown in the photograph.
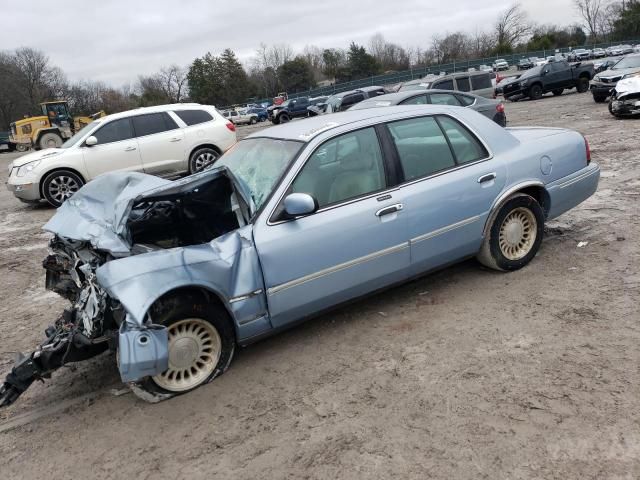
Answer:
[93,118,134,144]
[470,74,492,90]
[387,116,456,181]
[456,94,475,106]
[400,95,428,105]
[174,109,214,126]
[432,79,454,90]
[437,115,488,164]
[132,113,177,137]
[456,77,471,92]
[428,93,462,106]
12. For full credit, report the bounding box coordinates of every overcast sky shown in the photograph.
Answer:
[2,0,578,86]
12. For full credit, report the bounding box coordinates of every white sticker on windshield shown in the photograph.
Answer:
[298,122,340,141]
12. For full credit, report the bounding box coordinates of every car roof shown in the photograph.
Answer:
[245,105,468,142]
[356,89,486,105]
[100,103,211,122]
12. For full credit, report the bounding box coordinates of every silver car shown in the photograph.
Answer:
[0,105,600,407]
[349,90,507,126]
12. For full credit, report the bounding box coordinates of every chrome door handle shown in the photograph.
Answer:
[124,146,136,152]
[169,137,182,142]
[477,172,496,183]
[375,203,403,217]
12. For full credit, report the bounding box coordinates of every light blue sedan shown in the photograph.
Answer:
[0,105,600,407]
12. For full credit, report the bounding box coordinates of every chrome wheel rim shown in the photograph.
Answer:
[48,175,80,203]
[153,318,221,392]
[193,151,219,172]
[499,207,537,260]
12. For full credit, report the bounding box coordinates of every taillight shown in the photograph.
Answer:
[496,103,505,113]
[584,136,591,165]
[496,73,504,84]
[226,122,236,132]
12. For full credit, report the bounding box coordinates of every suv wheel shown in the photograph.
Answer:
[279,113,291,123]
[189,147,220,174]
[42,170,84,207]
[593,94,607,103]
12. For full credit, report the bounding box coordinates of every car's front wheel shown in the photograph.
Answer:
[593,93,607,103]
[477,193,544,271]
[41,169,84,207]
[279,113,291,123]
[135,293,235,398]
[189,147,220,174]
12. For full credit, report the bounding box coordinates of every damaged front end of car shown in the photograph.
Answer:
[1,167,256,408]
[609,76,640,117]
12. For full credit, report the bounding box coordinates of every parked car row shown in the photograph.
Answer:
[589,53,640,103]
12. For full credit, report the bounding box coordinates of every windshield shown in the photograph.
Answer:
[61,121,100,149]
[518,65,543,79]
[214,137,302,209]
[612,56,640,70]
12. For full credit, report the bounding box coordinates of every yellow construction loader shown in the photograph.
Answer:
[9,101,105,151]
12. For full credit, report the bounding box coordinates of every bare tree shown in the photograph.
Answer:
[157,65,188,102]
[12,47,52,108]
[574,0,604,41]
[495,4,532,49]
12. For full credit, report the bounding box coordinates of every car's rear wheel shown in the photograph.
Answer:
[135,293,235,398]
[593,93,607,103]
[189,147,220,174]
[576,77,589,93]
[41,170,84,207]
[552,89,563,96]
[528,84,543,100]
[477,193,544,271]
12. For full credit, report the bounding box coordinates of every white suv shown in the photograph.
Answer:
[7,103,237,207]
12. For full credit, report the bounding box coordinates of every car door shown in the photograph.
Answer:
[545,62,572,90]
[385,114,506,276]
[253,126,409,328]
[81,117,143,179]
[131,112,185,176]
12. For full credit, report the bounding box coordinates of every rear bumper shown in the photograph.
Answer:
[546,163,600,220]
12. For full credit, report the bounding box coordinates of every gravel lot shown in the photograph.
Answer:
[1,91,639,479]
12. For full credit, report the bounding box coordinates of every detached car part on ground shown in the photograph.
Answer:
[608,76,640,117]
[502,60,594,101]
[0,105,599,408]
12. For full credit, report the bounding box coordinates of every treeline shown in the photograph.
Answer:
[1,1,637,129]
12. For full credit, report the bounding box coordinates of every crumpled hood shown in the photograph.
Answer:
[11,148,65,167]
[616,76,640,97]
[43,167,254,256]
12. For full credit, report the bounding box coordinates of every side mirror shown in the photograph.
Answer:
[85,135,98,146]
[541,69,548,76]
[284,193,317,217]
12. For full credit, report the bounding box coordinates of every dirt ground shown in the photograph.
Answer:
[0,92,639,479]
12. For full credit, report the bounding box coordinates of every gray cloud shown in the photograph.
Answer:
[1,0,577,86]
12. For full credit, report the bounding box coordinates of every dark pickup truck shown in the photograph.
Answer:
[0,131,16,153]
[268,97,315,124]
[502,60,595,101]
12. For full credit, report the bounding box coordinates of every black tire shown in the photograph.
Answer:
[477,193,544,272]
[271,116,280,125]
[249,117,257,125]
[552,89,563,96]
[16,144,28,152]
[38,132,63,150]
[279,113,291,123]
[576,77,589,93]
[528,84,543,100]
[593,94,607,103]
[189,147,220,174]
[135,292,235,398]
[41,169,84,207]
